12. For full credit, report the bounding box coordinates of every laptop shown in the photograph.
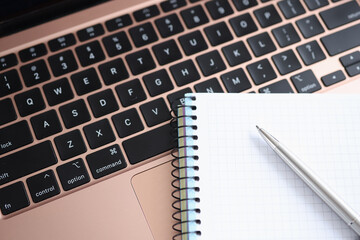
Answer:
[0,0,360,239]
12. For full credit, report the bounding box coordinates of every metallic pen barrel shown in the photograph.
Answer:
[256,126,360,236]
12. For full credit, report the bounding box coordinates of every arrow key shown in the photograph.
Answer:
[340,51,360,68]
[26,170,60,203]
[346,62,360,77]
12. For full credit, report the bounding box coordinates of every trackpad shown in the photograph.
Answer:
[132,161,177,240]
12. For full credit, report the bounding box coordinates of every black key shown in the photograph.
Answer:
[179,30,208,56]
[56,159,90,191]
[247,32,276,57]
[143,69,174,97]
[0,69,22,98]
[205,0,234,20]
[220,68,252,92]
[102,31,132,57]
[112,108,144,138]
[195,78,224,93]
[321,70,346,86]
[43,78,74,106]
[115,78,147,107]
[20,60,51,87]
[321,24,360,56]
[204,22,233,46]
[222,41,252,67]
[180,5,209,29]
[320,1,360,30]
[346,62,360,77]
[0,53,18,71]
[83,119,115,149]
[123,124,175,164]
[15,88,45,117]
[167,87,192,110]
[254,5,282,28]
[340,51,360,67]
[0,98,17,126]
[134,5,160,22]
[291,70,321,93]
[272,23,301,48]
[155,14,184,38]
[77,24,105,42]
[31,110,62,140]
[229,13,258,37]
[259,79,294,93]
[196,50,226,76]
[272,50,302,75]
[71,68,102,96]
[0,141,57,186]
[88,89,119,118]
[48,33,76,52]
[278,0,306,19]
[161,0,187,12]
[232,0,257,11]
[247,59,277,85]
[125,49,156,75]
[54,130,87,160]
[0,182,29,215]
[297,41,326,66]
[98,58,129,85]
[296,15,324,39]
[129,22,158,48]
[86,144,127,179]
[105,14,132,32]
[140,98,171,127]
[59,99,91,129]
[0,120,33,155]
[152,39,183,66]
[304,0,328,10]
[19,44,47,62]
[75,41,105,67]
[170,60,200,86]
[48,50,79,77]
[26,170,60,203]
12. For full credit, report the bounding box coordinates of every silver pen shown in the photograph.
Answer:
[256,125,360,235]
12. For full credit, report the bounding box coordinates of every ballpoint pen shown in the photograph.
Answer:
[256,125,360,236]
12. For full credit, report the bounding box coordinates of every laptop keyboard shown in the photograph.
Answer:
[1,0,360,216]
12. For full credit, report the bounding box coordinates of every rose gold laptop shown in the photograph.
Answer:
[1,0,360,239]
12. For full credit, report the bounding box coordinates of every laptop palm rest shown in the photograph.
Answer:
[132,161,176,240]
[0,170,153,240]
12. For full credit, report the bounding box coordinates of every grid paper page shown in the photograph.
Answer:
[190,93,360,240]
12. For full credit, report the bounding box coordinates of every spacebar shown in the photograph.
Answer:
[122,124,175,165]
[321,23,360,56]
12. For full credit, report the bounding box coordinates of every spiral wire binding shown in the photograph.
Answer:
[170,96,201,240]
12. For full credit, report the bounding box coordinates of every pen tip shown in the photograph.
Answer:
[256,125,260,130]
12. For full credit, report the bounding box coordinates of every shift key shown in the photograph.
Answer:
[0,120,33,155]
[0,141,57,185]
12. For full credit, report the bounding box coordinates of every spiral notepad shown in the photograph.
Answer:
[171,93,360,240]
